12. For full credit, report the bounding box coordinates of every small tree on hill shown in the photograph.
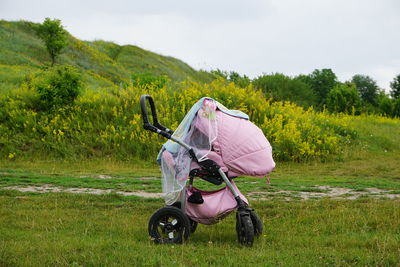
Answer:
[36,18,68,66]
[390,74,400,99]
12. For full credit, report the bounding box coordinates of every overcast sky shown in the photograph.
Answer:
[1,0,399,91]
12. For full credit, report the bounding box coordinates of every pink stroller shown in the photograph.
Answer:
[140,95,275,246]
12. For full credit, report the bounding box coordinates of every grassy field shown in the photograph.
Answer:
[1,147,399,266]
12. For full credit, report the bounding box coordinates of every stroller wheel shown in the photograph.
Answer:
[189,220,198,233]
[250,211,263,237]
[148,206,191,244]
[236,212,254,246]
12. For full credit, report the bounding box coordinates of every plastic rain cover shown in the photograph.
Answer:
[161,99,217,205]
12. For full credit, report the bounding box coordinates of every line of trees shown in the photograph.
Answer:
[214,69,400,117]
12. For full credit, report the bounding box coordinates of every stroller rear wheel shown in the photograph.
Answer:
[236,212,254,246]
[148,206,191,244]
[250,211,263,237]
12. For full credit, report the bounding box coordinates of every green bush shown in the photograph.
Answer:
[326,83,361,114]
[33,65,82,110]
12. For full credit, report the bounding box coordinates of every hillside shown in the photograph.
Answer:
[0,20,213,91]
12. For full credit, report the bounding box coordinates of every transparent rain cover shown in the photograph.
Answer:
[160,99,218,205]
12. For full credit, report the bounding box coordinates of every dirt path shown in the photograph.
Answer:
[4,184,164,198]
[3,184,399,200]
[247,186,400,200]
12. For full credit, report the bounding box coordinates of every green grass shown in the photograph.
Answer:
[0,141,399,266]
[0,191,399,266]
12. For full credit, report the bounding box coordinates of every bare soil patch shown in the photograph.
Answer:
[3,185,399,200]
[248,186,400,200]
[4,185,163,198]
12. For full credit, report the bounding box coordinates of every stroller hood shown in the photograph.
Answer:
[214,110,275,177]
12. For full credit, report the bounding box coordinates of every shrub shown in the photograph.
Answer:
[33,65,82,110]
[326,83,361,114]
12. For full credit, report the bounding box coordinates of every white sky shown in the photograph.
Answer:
[1,0,399,91]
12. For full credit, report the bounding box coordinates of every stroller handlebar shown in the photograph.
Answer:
[140,95,174,138]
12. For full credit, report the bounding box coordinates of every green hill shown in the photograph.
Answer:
[0,20,213,91]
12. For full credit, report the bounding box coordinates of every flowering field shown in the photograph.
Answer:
[1,79,399,162]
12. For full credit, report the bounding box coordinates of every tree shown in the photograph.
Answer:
[326,83,361,114]
[300,69,338,107]
[253,73,317,108]
[393,98,400,117]
[351,74,379,106]
[228,71,251,88]
[36,18,68,66]
[378,93,394,116]
[390,74,400,99]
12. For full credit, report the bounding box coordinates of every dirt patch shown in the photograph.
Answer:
[3,185,399,200]
[137,177,158,180]
[79,175,113,179]
[247,186,400,200]
[4,185,164,198]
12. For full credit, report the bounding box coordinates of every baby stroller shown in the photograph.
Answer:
[140,95,275,246]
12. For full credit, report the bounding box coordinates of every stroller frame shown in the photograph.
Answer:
[141,95,262,246]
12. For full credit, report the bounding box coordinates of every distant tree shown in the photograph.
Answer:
[393,98,400,117]
[326,83,361,114]
[253,73,317,107]
[36,18,68,66]
[301,69,338,107]
[351,74,379,105]
[390,74,400,99]
[211,69,228,79]
[377,91,394,116]
[211,69,250,88]
[228,71,251,88]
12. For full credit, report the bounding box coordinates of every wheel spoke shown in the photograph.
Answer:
[159,222,165,226]
[171,219,178,226]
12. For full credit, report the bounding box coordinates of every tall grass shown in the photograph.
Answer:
[2,78,399,162]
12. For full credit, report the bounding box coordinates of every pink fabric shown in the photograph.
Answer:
[192,103,275,177]
[185,181,248,225]
[216,111,275,176]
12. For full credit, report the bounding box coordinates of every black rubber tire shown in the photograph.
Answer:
[189,219,198,233]
[236,212,254,246]
[250,211,263,237]
[171,202,198,233]
[148,206,191,244]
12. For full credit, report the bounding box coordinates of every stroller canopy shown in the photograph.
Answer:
[159,98,275,204]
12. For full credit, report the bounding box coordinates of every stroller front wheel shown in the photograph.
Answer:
[236,212,254,246]
[148,206,191,244]
[250,211,263,237]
